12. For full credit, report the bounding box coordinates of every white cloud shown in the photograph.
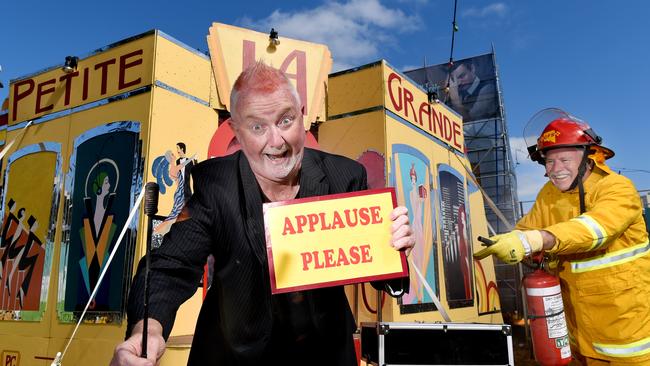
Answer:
[239,0,422,71]
[396,0,429,4]
[462,3,508,18]
[401,64,422,72]
[510,136,546,202]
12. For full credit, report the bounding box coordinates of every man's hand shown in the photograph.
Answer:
[110,318,166,366]
[473,230,543,264]
[447,77,462,107]
[390,206,415,254]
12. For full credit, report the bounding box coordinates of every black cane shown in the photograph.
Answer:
[142,182,159,358]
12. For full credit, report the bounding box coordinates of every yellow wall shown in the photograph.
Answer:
[322,62,503,326]
[0,115,71,343]
[146,86,217,217]
[318,109,386,158]
[327,63,384,118]
[0,29,220,365]
[154,35,213,105]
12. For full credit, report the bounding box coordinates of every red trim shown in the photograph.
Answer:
[264,188,408,294]
[361,282,386,314]
[271,271,407,294]
[0,113,8,128]
[263,187,396,208]
[202,263,209,300]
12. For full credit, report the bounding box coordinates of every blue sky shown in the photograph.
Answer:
[2,0,649,202]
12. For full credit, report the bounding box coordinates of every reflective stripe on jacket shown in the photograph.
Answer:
[517,166,650,363]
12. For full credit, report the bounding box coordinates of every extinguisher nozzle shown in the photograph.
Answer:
[477,236,495,246]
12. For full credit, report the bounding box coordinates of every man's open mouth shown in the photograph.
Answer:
[266,151,288,161]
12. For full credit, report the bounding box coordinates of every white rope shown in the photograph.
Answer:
[451,149,514,231]
[408,257,452,322]
[52,187,145,366]
[486,221,497,236]
[0,120,33,161]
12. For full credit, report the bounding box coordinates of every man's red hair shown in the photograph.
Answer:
[230,61,300,118]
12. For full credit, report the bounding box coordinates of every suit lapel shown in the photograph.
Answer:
[299,149,329,198]
[238,154,267,265]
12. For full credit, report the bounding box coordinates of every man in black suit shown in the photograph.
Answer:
[111,61,415,366]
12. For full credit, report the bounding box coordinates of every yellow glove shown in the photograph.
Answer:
[474,230,543,264]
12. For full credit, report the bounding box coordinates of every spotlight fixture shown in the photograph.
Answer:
[426,83,440,104]
[427,89,439,104]
[269,28,280,47]
[62,56,79,73]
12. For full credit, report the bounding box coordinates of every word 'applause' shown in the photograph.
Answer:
[281,206,383,235]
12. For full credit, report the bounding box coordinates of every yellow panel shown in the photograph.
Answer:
[386,116,438,321]
[65,92,152,141]
[5,154,56,241]
[0,116,70,341]
[327,63,384,118]
[328,110,500,325]
[318,110,392,323]
[47,336,119,366]
[318,109,386,160]
[47,92,152,354]
[0,40,223,363]
[385,115,500,323]
[207,22,332,128]
[147,86,217,218]
[154,34,213,105]
[0,335,48,366]
[9,34,155,125]
[160,347,191,366]
[209,69,226,110]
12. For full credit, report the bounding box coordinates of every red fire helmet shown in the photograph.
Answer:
[526,108,614,164]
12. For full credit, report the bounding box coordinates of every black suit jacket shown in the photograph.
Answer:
[128,148,393,365]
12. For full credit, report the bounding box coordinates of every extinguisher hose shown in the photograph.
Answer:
[526,308,565,320]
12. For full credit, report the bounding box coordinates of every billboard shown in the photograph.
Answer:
[405,54,500,122]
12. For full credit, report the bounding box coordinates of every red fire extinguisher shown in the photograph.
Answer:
[523,258,572,366]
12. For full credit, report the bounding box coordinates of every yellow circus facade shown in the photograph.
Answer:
[320,61,501,325]
[0,23,500,365]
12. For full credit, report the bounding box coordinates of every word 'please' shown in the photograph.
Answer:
[301,244,373,271]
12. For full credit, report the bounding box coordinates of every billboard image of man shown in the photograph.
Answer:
[447,59,498,121]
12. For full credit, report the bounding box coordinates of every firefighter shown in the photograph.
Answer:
[475,108,650,365]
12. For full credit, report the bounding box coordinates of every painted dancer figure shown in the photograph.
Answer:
[153,147,197,235]
[403,163,425,304]
[80,170,117,307]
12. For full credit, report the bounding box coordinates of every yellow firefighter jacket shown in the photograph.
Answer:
[517,165,650,363]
